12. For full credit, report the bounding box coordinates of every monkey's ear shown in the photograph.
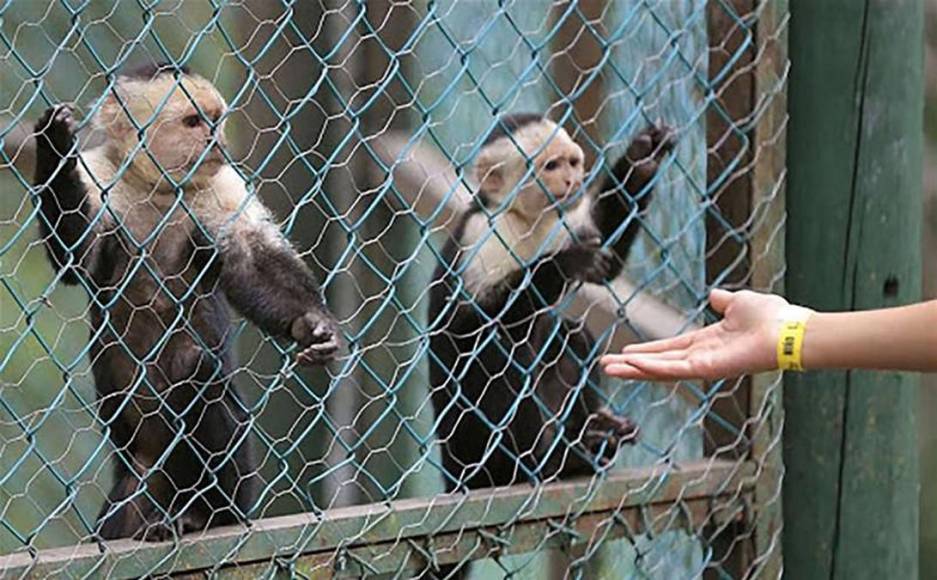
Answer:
[476,163,504,194]
[96,95,133,140]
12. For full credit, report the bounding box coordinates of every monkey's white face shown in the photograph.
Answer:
[146,98,227,181]
[514,130,584,214]
[99,72,229,189]
[475,121,585,219]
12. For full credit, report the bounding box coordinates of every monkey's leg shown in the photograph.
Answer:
[582,407,640,468]
[96,460,180,542]
[33,105,96,284]
[94,372,183,542]
[175,385,259,533]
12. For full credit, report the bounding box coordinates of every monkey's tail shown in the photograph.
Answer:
[370,132,473,232]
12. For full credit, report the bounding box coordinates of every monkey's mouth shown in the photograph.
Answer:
[553,187,584,209]
[188,148,225,170]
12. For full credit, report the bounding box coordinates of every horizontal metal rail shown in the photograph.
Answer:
[0,459,754,578]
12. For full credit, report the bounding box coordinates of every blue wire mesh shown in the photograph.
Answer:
[0,1,787,578]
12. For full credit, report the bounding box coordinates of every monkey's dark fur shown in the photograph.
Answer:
[429,117,674,492]
[33,68,339,541]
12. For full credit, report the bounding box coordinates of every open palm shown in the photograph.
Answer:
[601,289,807,381]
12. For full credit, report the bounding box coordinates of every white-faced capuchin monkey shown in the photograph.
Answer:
[32,62,341,541]
[429,113,674,500]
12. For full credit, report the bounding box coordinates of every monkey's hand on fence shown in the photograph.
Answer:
[554,238,615,285]
[625,124,676,187]
[291,311,341,366]
[35,105,78,175]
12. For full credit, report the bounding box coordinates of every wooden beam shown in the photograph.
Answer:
[785,0,922,578]
[747,1,789,578]
[703,1,757,575]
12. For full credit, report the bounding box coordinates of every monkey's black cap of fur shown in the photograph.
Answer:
[121,61,192,81]
[482,113,545,147]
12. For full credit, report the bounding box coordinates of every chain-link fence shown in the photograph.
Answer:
[0,1,787,577]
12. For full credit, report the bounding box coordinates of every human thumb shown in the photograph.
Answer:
[708,288,734,314]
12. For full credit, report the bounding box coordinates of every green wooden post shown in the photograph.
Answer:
[785,1,922,578]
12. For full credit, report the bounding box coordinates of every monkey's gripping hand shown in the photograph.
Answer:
[35,105,78,175]
[553,237,615,285]
[291,311,341,366]
[623,124,676,189]
[583,407,639,468]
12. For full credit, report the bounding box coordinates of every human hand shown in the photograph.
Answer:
[601,289,812,381]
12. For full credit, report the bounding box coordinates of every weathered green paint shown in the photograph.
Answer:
[785,1,922,578]
[0,460,754,578]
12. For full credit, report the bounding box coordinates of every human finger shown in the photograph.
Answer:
[623,355,701,381]
[620,332,695,354]
[603,362,654,380]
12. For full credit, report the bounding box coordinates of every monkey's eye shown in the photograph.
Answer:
[570,158,580,168]
[544,160,559,171]
[183,114,202,128]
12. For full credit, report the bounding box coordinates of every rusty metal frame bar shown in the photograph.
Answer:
[0,460,754,578]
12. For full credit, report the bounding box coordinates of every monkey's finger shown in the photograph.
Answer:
[296,340,340,366]
[607,422,640,444]
[300,341,340,355]
[650,124,677,155]
[310,323,335,343]
[620,424,640,443]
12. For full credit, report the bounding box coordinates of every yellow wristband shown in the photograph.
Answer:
[776,306,812,371]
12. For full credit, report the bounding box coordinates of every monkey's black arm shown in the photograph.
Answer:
[591,155,651,277]
[33,106,95,285]
[591,125,674,280]
[215,224,339,364]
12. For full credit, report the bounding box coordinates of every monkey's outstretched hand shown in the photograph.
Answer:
[626,124,676,183]
[291,312,341,366]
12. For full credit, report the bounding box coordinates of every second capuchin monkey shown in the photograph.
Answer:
[429,114,675,495]
[32,62,341,541]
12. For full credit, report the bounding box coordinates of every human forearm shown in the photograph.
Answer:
[601,290,937,382]
[802,300,937,372]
